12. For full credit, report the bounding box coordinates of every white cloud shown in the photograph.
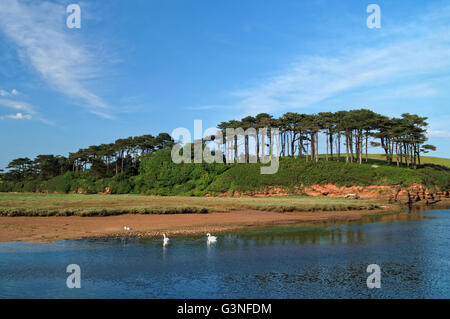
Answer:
[0,0,110,117]
[0,98,55,126]
[231,41,448,115]
[0,98,34,113]
[0,89,19,97]
[428,130,450,139]
[186,104,225,111]
[204,6,450,116]
[0,112,32,120]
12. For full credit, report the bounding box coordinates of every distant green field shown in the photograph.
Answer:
[364,154,450,167]
[317,154,450,168]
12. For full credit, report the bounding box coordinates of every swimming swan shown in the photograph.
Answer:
[163,233,169,245]
[206,233,217,243]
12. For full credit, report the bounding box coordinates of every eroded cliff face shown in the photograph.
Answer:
[302,183,448,201]
[208,183,449,201]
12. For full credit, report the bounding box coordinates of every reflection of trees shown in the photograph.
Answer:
[222,227,366,247]
[220,209,434,249]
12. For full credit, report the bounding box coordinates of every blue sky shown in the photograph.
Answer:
[0,0,449,168]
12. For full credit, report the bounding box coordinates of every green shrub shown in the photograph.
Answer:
[2,150,449,195]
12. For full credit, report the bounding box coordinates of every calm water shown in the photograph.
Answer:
[1,209,449,298]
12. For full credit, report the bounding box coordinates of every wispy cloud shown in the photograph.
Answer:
[204,5,450,116]
[0,98,34,113]
[0,98,33,121]
[186,104,225,111]
[0,112,31,120]
[0,97,55,126]
[0,0,110,117]
[428,130,450,139]
[0,88,19,97]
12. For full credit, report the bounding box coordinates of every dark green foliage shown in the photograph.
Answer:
[207,157,450,194]
[0,108,446,195]
[0,180,19,192]
[134,149,230,195]
[2,150,449,194]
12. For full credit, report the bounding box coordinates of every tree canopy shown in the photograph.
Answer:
[1,109,436,183]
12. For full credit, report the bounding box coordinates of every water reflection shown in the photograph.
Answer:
[236,227,366,246]
[162,245,167,260]
[206,240,216,259]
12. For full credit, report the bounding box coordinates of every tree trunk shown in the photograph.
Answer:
[256,132,260,162]
[315,132,319,162]
[337,133,341,162]
[349,133,354,163]
[359,133,363,165]
[345,133,349,163]
[396,143,399,166]
[329,131,333,160]
[299,133,303,157]
[365,133,368,163]
[245,135,249,163]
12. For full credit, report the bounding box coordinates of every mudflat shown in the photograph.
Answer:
[0,193,407,242]
[0,209,394,242]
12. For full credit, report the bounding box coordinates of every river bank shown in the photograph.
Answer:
[0,208,398,243]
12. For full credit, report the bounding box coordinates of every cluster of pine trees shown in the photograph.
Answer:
[217,109,435,168]
[1,133,174,182]
[1,109,436,183]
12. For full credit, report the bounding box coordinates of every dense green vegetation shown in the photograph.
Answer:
[207,158,450,194]
[1,149,448,195]
[1,109,448,195]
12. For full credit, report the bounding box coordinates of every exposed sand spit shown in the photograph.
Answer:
[0,209,393,243]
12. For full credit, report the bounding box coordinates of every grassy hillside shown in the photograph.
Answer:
[206,157,450,195]
[1,150,449,195]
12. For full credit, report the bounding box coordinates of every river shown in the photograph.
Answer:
[1,208,449,298]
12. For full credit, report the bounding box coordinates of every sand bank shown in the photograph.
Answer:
[0,209,396,243]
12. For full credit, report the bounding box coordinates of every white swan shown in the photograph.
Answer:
[206,233,217,243]
[163,233,169,245]
[123,226,132,231]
